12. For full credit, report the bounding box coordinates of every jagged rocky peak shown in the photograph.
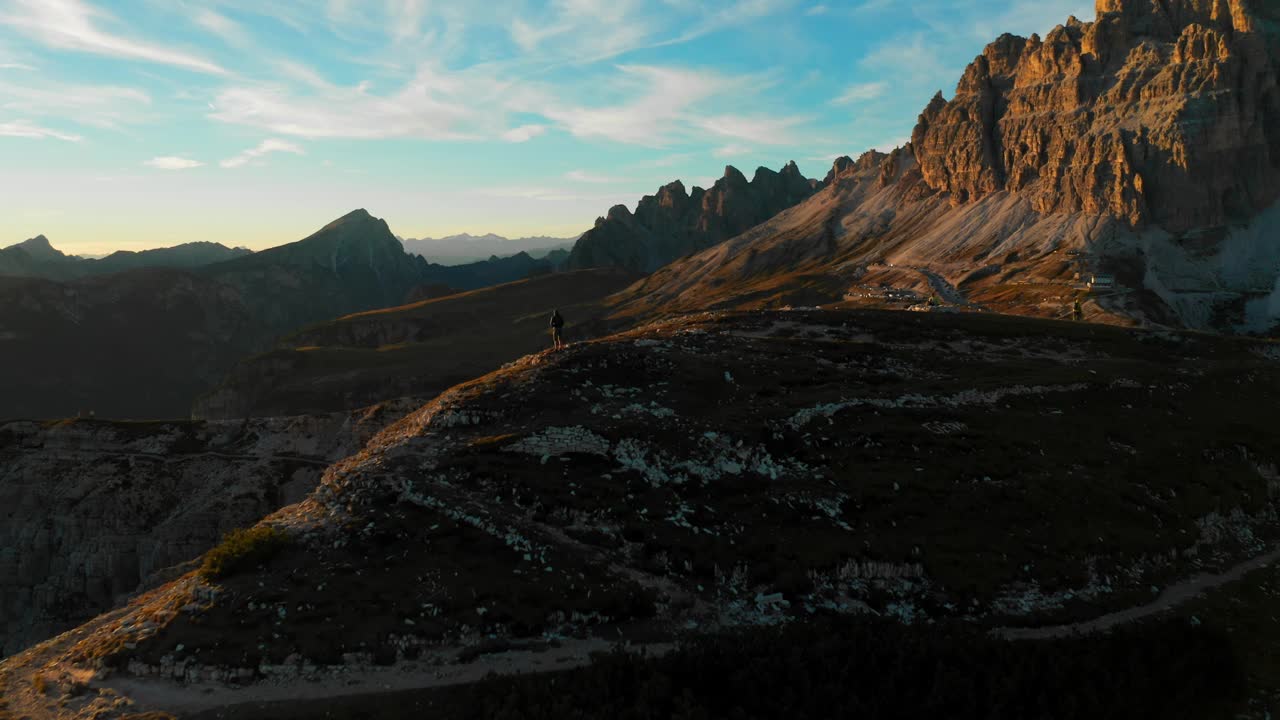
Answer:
[824,155,856,184]
[567,160,824,273]
[722,164,750,186]
[908,0,1280,231]
[605,204,633,223]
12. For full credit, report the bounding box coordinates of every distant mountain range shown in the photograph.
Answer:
[399,233,578,265]
[0,236,252,279]
[0,210,567,420]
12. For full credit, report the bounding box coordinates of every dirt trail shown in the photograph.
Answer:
[116,638,672,718]
[997,545,1280,640]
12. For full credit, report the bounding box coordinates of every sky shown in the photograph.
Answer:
[0,0,1091,255]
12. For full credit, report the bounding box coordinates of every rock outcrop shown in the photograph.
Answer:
[911,0,1280,231]
[567,161,823,273]
[0,402,416,658]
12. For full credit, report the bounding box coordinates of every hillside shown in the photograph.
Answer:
[612,0,1280,334]
[0,404,415,658]
[567,161,823,273]
[0,270,259,419]
[193,268,638,419]
[6,308,1280,717]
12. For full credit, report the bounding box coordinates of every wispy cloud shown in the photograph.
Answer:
[0,0,227,75]
[502,124,547,143]
[0,62,33,70]
[0,119,82,142]
[144,156,203,169]
[210,64,507,140]
[220,138,304,168]
[541,65,729,146]
[696,114,806,145]
[805,4,829,15]
[565,169,624,183]
[713,143,752,158]
[194,8,251,47]
[831,81,888,105]
[0,77,151,129]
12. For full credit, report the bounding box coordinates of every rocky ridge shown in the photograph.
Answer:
[567,161,823,273]
[8,309,1280,718]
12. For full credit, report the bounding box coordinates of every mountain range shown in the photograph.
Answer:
[0,236,252,280]
[0,211,562,420]
[399,233,578,265]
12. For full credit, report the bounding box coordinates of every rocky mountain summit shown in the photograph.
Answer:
[6,308,1280,718]
[615,0,1280,334]
[567,161,823,273]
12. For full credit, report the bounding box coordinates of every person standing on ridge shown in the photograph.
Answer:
[550,309,565,351]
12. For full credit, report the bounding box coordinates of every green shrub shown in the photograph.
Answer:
[199,526,291,581]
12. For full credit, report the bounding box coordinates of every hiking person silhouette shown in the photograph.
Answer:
[550,309,565,350]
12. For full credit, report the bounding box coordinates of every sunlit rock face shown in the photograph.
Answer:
[912,0,1280,232]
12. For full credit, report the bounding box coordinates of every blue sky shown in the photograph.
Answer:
[0,0,1091,254]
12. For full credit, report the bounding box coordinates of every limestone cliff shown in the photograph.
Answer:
[912,0,1280,231]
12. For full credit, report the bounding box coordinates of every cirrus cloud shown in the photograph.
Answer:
[0,119,82,142]
[144,156,203,169]
[220,138,304,168]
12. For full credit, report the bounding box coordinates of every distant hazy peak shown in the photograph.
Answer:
[11,235,69,263]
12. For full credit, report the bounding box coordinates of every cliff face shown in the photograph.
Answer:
[0,403,414,658]
[912,0,1280,231]
[567,162,822,273]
